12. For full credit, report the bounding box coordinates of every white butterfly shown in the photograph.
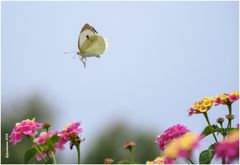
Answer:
[65,23,107,68]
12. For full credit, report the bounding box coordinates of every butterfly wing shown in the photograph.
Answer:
[78,24,97,53]
[80,34,106,57]
[78,23,106,57]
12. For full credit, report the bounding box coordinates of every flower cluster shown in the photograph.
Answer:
[61,122,83,142]
[146,156,169,164]
[10,119,84,163]
[163,133,201,160]
[188,97,215,116]
[215,91,239,105]
[155,124,189,150]
[215,130,239,163]
[10,118,42,145]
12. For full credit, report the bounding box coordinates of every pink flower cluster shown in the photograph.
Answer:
[215,130,239,163]
[155,124,190,150]
[10,119,42,145]
[61,122,83,140]
[55,122,83,150]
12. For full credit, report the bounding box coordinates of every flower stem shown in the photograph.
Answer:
[227,103,232,128]
[27,136,47,162]
[51,151,57,164]
[222,156,226,164]
[186,157,194,164]
[33,144,47,162]
[76,144,81,164]
[203,112,218,143]
[130,150,135,162]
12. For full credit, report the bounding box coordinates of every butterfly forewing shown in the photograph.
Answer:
[78,24,98,50]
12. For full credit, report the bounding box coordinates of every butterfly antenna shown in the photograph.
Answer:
[64,51,79,59]
[64,51,77,54]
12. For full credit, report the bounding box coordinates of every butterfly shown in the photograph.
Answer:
[65,23,107,68]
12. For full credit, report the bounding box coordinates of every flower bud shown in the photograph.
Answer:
[225,114,235,120]
[123,141,136,151]
[216,117,224,124]
[43,122,51,130]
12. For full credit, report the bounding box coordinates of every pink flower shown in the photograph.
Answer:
[35,130,59,145]
[215,130,239,163]
[35,152,47,161]
[10,118,42,145]
[61,122,83,140]
[155,124,190,150]
[54,122,83,150]
[188,108,197,116]
[54,135,68,150]
[229,94,239,103]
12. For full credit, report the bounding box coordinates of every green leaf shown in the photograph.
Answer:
[201,125,219,137]
[48,135,59,146]
[24,147,37,163]
[199,149,214,164]
[208,143,216,151]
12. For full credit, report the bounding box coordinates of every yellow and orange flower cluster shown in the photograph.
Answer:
[146,156,167,164]
[188,97,215,115]
[215,91,239,105]
[188,91,239,116]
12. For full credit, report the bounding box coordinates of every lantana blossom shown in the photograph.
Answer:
[188,97,215,116]
[55,121,83,150]
[156,124,189,150]
[163,133,201,160]
[215,130,239,163]
[10,118,42,145]
[215,91,239,105]
[146,156,173,164]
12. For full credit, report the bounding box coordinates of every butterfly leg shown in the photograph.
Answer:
[80,57,87,68]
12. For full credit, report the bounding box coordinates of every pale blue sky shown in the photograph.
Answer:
[2,1,239,162]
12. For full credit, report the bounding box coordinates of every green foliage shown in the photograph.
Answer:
[24,147,37,164]
[199,143,216,164]
[199,149,213,164]
[201,125,219,137]
[48,135,59,146]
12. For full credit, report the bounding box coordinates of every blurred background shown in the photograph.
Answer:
[1,1,239,164]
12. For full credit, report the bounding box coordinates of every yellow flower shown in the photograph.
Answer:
[164,140,179,159]
[202,97,215,107]
[229,91,239,96]
[190,97,214,114]
[192,102,200,110]
[226,130,239,143]
[146,156,166,164]
[164,133,200,159]
[178,133,199,150]
[215,94,228,104]
[199,104,208,112]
